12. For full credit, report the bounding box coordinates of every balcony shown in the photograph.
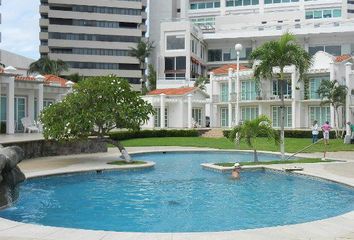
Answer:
[299,91,322,101]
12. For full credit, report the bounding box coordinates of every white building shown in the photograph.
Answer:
[0,67,72,134]
[143,87,210,128]
[145,0,354,137]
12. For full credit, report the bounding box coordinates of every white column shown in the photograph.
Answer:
[6,77,15,134]
[220,0,226,15]
[179,98,184,128]
[209,72,214,127]
[235,53,240,125]
[37,84,44,119]
[160,93,166,129]
[228,68,233,128]
[28,93,35,122]
[187,94,193,128]
[303,37,309,52]
[344,62,353,143]
[180,0,187,19]
[259,0,264,14]
[291,71,297,129]
[329,62,335,127]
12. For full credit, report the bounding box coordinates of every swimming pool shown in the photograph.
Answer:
[1,151,354,232]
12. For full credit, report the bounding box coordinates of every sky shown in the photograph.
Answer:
[0,0,40,60]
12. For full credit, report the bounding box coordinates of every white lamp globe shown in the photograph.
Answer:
[235,43,243,52]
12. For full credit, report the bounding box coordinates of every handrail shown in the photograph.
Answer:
[286,138,323,160]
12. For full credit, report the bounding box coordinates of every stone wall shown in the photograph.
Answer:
[3,138,107,160]
[0,146,26,208]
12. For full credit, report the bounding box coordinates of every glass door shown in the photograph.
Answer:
[220,107,228,127]
[14,97,26,132]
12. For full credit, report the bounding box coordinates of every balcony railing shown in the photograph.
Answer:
[299,91,322,101]
[213,91,293,103]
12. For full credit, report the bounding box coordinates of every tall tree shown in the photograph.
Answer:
[129,39,154,94]
[40,75,154,162]
[228,115,279,162]
[250,33,312,160]
[28,57,68,76]
[317,79,348,138]
[147,64,157,91]
[194,76,208,91]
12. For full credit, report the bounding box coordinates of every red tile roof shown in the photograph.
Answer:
[211,64,250,75]
[15,76,36,81]
[14,74,69,87]
[335,54,352,63]
[44,74,69,87]
[147,87,196,96]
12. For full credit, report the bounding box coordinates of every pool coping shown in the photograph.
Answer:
[1,147,354,240]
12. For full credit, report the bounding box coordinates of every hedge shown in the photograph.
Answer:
[109,129,200,141]
[223,129,337,139]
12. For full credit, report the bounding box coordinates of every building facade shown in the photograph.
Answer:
[39,0,147,90]
[146,0,354,135]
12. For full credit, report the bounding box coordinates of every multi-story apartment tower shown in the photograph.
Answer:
[145,0,354,132]
[39,0,147,89]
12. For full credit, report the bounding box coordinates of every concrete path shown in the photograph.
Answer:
[0,147,354,240]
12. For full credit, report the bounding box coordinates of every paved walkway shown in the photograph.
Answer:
[1,147,354,240]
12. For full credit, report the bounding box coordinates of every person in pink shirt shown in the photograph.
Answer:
[321,121,332,145]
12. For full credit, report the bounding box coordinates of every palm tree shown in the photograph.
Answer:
[129,39,154,93]
[28,57,68,76]
[228,115,279,162]
[317,79,348,138]
[194,76,208,91]
[250,33,312,160]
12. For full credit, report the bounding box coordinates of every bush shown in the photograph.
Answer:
[223,129,337,139]
[0,122,6,134]
[109,129,200,141]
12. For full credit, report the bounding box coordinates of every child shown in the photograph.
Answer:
[311,120,319,143]
[321,121,332,145]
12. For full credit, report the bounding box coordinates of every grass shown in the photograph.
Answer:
[215,158,333,167]
[119,137,354,153]
[107,160,146,165]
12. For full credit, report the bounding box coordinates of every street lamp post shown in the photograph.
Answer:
[235,43,242,126]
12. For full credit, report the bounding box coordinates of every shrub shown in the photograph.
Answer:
[109,129,200,141]
[223,129,337,139]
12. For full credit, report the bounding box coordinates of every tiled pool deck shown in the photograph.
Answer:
[1,146,354,240]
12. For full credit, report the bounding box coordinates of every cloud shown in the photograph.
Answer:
[0,0,40,59]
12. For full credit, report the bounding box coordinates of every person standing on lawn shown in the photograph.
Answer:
[321,121,332,145]
[347,122,354,140]
[311,120,319,143]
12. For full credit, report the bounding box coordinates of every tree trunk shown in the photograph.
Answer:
[279,79,285,160]
[254,149,259,162]
[104,138,132,162]
[334,107,339,139]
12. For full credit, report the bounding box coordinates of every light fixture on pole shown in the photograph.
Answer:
[234,43,242,126]
[140,78,144,94]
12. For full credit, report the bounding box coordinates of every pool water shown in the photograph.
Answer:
[1,151,354,232]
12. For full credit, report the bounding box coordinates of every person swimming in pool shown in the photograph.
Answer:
[231,163,241,179]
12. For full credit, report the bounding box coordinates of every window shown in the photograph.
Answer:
[190,1,220,9]
[192,108,202,126]
[0,96,6,123]
[226,0,259,6]
[305,9,342,20]
[309,75,329,99]
[220,107,229,127]
[309,45,341,56]
[220,83,229,102]
[44,99,54,108]
[164,57,186,79]
[272,106,292,128]
[166,35,185,50]
[241,81,257,100]
[154,108,168,127]
[208,49,222,62]
[222,47,252,61]
[272,80,292,97]
[241,107,259,121]
[264,0,297,4]
[309,106,330,126]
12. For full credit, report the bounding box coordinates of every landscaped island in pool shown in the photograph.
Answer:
[1,151,354,232]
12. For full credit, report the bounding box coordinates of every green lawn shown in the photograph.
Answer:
[120,137,354,153]
[215,158,332,167]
